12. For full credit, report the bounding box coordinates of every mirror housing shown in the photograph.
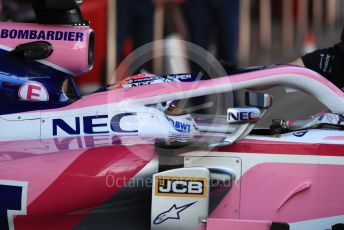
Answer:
[246,91,273,109]
[209,92,273,149]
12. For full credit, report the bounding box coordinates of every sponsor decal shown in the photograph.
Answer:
[227,108,261,124]
[52,113,138,136]
[166,74,192,81]
[167,117,192,133]
[153,202,196,225]
[0,29,84,42]
[122,76,166,88]
[155,176,207,197]
[293,131,308,137]
[18,81,49,101]
[0,180,28,230]
[122,81,155,88]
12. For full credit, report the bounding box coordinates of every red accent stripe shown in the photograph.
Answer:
[215,140,344,156]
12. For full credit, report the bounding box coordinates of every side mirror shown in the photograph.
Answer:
[246,91,273,109]
[209,92,273,149]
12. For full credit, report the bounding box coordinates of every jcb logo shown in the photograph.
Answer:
[155,176,207,197]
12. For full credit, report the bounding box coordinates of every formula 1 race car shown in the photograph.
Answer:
[1,1,344,230]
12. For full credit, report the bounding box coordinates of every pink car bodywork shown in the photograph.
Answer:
[0,66,343,229]
[0,22,93,76]
[207,141,344,229]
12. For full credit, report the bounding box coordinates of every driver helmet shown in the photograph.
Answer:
[114,73,199,133]
[114,73,182,114]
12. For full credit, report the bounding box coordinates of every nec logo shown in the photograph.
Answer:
[227,108,261,124]
[52,113,138,136]
[155,177,207,198]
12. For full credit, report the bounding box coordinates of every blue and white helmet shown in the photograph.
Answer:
[115,73,200,113]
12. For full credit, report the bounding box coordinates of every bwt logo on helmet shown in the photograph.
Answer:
[167,117,192,133]
[0,29,84,42]
[155,176,207,197]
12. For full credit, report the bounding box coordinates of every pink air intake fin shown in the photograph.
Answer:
[277,181,312,211]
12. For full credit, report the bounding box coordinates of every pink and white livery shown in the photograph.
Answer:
[1,64,344,230]
[0,0,343,229]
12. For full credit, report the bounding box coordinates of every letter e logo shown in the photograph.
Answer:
[18,82,49,101]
